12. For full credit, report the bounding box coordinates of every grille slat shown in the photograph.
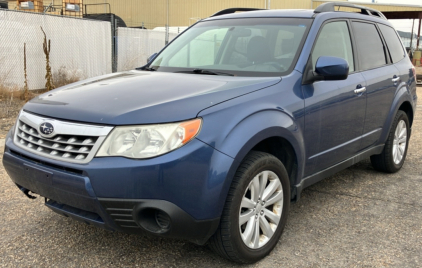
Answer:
[110,213,133,217]
[17,132,91,154]
[19,125,96,146]
[104,206,140,229]
[114,219,136,223]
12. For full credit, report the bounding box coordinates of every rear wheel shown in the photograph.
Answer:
[370,110,410,173]
[208,151,290,263]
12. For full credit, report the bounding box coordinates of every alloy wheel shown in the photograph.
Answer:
[239,170,283,249]
[392,119,407,165]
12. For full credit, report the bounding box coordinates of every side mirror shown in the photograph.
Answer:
[147,53,158,64]
[314,56,349,81]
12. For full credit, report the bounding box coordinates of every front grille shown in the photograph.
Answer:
[16,120,97,161]
[14,111,113,164]
[99,199,141,230]
[45,199,104,224]
[106,207,139,229]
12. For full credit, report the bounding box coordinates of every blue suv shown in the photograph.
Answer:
[3,2,417,263]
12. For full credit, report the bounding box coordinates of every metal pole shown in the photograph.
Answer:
[268,0,271,9]
[165,0,169,45]
[417,18,421,51]
[410,19,415,54]
[115,18,118,71]
[111,13,116,72]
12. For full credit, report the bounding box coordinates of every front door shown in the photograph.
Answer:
[303,20,366,176]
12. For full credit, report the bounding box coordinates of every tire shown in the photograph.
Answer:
[208,151,290,263]
[370,110,410,173]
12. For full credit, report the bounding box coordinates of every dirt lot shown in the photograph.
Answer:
[0,88,421,267]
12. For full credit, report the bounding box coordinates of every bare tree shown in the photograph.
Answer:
[23,43,30,101]
[41,27,55,91]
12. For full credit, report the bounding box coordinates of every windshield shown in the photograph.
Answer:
[148,18,312,77]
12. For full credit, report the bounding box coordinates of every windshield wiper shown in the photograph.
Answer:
[143,66,156,71]
[177,69,234,76]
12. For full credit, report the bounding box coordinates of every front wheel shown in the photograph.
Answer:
[208,151,290,263]
[371,110,410,173]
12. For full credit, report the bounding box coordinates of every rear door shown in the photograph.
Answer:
[377,24,411,92]
[303,20,367,176]
[351,21,400,149]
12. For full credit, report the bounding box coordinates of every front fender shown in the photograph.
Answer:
[195,71,305,215]
[197,108,305,207]
[209,109,304,167]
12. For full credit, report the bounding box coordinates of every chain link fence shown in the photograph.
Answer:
[0,9,111,90]
[116,27,181,72]
[0,8,184,90]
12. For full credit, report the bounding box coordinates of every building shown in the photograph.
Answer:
[398,30,422,50]
[4,0,422,28]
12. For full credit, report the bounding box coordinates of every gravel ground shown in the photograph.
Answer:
[0,88,421,267]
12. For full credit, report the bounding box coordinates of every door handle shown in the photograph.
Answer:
[392,76,400,82]
[354,87,366,94]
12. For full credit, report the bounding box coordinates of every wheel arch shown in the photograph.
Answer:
[213,113,306,209]
[398,101,414,128]
[251,137,298,198]
[379,89,415,144]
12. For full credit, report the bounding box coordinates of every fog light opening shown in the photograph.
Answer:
[137,208,171,234]
[155,210,171,230]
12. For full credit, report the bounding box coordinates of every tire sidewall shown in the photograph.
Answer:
[228,155,290,263]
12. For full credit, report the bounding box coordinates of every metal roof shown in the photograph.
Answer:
[204,9,315,21]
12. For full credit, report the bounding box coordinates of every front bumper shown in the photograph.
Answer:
[3,130,233,244]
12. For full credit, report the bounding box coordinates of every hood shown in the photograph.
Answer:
[24,71,281,125]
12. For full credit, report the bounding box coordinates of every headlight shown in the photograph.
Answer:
[96,118,202,159]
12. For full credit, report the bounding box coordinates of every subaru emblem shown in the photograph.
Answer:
[39,122,54,136]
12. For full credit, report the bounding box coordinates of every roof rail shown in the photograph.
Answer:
[314,2,387,20]
[210,8,264,17]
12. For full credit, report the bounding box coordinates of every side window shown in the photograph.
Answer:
[378,24,405,63]
[352,22,387,70]
[312,21,354,72]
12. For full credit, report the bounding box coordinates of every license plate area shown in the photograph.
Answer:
[23,163,54,185]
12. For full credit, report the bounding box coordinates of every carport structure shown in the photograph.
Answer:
[383,11,422,50]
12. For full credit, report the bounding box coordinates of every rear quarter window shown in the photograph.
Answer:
[378,24,405,63]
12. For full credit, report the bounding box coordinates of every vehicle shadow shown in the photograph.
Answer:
[29,158,389,267]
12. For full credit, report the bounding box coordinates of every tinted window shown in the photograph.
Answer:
[352,22,387,70]
[378,24,405,63]
[312,21,354,72]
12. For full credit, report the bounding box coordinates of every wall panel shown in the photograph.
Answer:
[8,0,422,28]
